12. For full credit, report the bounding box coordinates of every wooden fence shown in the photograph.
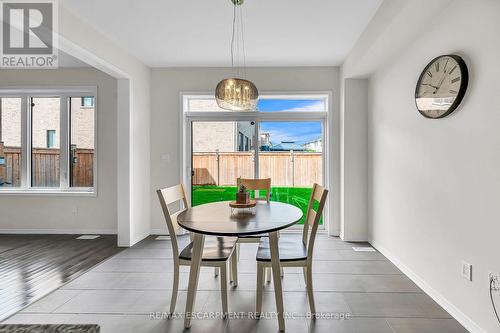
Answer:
[1,147,93,187]
[193,152,322,187]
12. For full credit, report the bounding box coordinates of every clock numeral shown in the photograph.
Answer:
[435,62,440,72]
[449,89,458,94]
[443,59,449,73]
[449,65,457,75]
[451,77,461,84]
[426,71,432,78]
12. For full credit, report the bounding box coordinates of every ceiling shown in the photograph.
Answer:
[60,0,383,68]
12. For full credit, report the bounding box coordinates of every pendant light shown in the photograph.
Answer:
[215,0,258,111]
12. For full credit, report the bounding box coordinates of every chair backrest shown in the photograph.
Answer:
[156,184,189,259]
[236,178,271,202]
[302,183,328,259]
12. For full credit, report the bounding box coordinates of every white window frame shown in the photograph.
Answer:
[0,87,97,196]
[180,92,332,231]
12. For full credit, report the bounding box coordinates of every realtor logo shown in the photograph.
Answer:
[0,0,58,68]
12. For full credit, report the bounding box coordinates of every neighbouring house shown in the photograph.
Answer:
[0,97,95,186]
[259,132,271,151]
[302,137,322,152]
[190,99,254,152]
[270,141,305,151]
[192,121,254,152]
[0,97,95,150]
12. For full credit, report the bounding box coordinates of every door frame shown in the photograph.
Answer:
[180,92,332,232]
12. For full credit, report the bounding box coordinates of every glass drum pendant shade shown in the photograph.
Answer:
[215,78,259,111]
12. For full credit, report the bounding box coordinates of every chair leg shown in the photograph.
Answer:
[256,263,264,317]
[302,266,307,284]
[184,234,205,329]
[280,266,284,278]
[214,267,219,277]
[306,263,315,315]
[269,232,285,331]
[236,243,240,261]
[231,252,238,286]
[265,267,271,283]
[220,264,228,317]
[169,261,179,316]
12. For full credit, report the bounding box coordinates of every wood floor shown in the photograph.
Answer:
[0,234,122,321]
[1,234,468,332]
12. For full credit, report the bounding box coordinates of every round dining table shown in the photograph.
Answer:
[177,200,303,331]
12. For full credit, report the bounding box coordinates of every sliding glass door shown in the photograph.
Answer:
[191,120,256,206]
[184,94,329,228]
[258,121,323,225]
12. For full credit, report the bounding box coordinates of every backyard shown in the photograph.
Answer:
[192,185,321,225]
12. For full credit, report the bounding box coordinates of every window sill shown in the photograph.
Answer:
[0,189,96,197]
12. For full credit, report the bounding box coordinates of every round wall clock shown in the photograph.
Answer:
[415,55,468,119]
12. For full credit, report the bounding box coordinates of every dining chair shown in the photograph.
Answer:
[255,183,328,316]
[157,184,238,316]
[234,177,279,281]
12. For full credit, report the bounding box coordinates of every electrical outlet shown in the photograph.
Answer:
[490,273,500,294]
[461,261,472,281]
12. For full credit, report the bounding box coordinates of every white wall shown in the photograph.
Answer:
[59,5,152,246]
[0,68,117,234]
[340,78,368,241]
[366,1,500,331]
[150,67,340,235]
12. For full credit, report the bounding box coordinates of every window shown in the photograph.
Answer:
[46,130,56,148]
[184,93,329,228]
[244,136,249,151]
[70,97,95,188]
[81,96,94,108]
[186,95,326,113]
[0,97,22,187]
[0,89,96,194]
[238,132,244,151]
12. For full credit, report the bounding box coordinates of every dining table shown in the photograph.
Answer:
[177,200,303,331]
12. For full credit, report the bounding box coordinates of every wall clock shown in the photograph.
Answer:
[415,55,468,119]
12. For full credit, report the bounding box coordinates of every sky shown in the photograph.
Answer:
[257,99,323,146]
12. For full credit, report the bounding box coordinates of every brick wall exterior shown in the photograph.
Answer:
[0,97,94,149]
[189,99,254,152]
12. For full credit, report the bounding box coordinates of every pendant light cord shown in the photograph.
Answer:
[231,3,236,70]
[239,4,247,78]
[230,2,247,78]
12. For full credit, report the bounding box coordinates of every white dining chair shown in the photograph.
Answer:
[234,178,282,281]
[157,184,238,316]
[255,183,328,316]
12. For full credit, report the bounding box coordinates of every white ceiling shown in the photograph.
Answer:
[60,0,382,67]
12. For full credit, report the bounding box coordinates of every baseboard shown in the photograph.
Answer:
[370,239,486,333]
[0,228,117,235]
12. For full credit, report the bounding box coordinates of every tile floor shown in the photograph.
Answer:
[2,234,468,332]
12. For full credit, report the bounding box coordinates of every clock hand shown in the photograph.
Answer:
[436,69,447,92]
[421,83,439,89]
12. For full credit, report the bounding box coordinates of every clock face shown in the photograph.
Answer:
[415,55,468,119]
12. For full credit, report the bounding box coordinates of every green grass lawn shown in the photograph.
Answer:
[192,185,320,225]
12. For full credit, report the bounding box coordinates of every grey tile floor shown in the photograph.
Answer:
[2,234,468,333]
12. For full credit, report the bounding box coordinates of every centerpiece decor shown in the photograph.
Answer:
[236,184,249,204]
[229,184,256,210]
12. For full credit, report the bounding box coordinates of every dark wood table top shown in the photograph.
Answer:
[177,201,303,236]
